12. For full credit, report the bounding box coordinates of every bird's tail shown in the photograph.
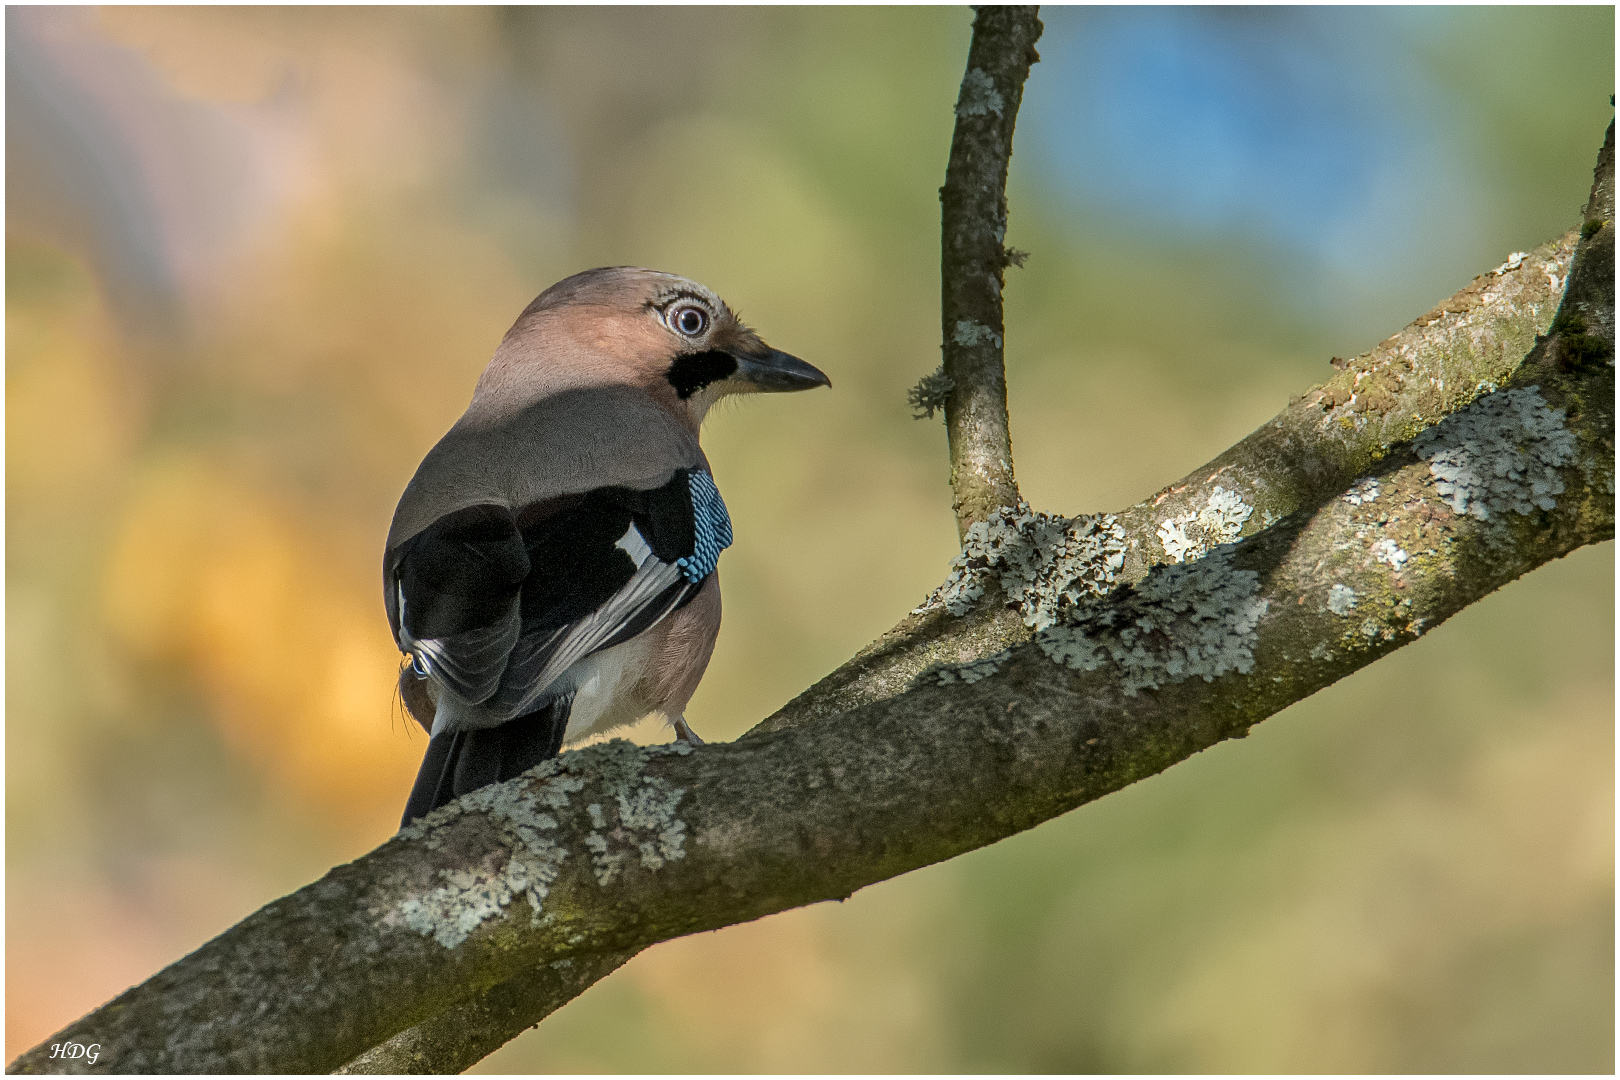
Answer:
[400,695,573,828]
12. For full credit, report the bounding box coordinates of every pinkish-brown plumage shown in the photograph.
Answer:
[385,268,827,827]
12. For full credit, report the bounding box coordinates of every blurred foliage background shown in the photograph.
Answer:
[6,6,1613,1072]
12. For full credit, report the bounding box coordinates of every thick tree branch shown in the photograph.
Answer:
[937,5,1041,537]
[12,115,1612,1072]
[758,231,1598,737]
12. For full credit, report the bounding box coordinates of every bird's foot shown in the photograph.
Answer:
[672,715,705,747]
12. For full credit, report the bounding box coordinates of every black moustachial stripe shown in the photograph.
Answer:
[666,349,738,399]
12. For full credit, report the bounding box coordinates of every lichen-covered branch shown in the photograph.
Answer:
[753,226,1601,739]
[936,5,1042,537]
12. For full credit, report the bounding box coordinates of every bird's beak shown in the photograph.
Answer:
[731,346,832,393]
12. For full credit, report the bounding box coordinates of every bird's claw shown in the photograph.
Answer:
[672,716,705,747]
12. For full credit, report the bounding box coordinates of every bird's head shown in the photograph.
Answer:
[481,267,830,428]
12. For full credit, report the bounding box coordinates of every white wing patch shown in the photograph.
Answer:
[407,521,696,734]
[614,522,655,568]
[504,552,685,718]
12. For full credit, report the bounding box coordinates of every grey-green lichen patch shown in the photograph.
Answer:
[1036,546,1269,695]
[1157,485,1255,563]
[582,740,688,887]
[387,740,690,949]
[390,760,584,949]
[1412,386,1576,520]
[955,68,1005,117]
[908,365,954,420]
[934,650,1010,686]
[1342,477,1380,505]
[919,503,1128,630]
[952,318,1003,348]
[1327,583,1357,616]
[1370,538,1408,571]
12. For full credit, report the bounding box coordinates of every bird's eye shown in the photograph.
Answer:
[671,306,708,336]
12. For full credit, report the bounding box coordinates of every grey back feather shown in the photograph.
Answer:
[387,383,703,550]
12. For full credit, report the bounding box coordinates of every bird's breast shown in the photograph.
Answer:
[559,634,661,743]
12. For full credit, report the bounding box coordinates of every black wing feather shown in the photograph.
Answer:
[386,470,704,730]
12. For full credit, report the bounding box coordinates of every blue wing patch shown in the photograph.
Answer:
[676,470,732,583]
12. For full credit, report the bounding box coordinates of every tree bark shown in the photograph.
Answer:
[334,949,631,1074]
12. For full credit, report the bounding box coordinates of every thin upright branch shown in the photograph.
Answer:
[939,6,1042,537]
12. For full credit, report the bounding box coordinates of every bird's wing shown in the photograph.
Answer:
[387,469,731,729]
[492,541,690,720]
[389,503,529,707]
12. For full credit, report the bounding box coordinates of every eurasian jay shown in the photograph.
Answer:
[385,267,828,828]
